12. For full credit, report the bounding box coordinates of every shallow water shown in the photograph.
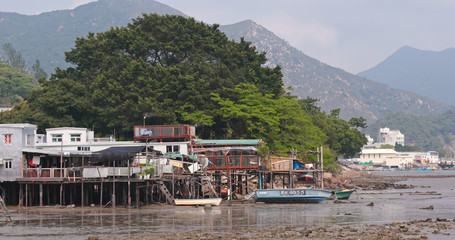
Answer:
[2,170,455,239]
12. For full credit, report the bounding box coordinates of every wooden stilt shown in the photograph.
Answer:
[128,180,131,207]
[136,183,140,208]
[59,183,63,206]
[81,182,84,207]
[18,184,22,207]
[39,183,43,207]
[25,184,28,207]
[100,181,103,207]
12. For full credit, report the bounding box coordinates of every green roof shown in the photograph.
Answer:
[195,139,261,146]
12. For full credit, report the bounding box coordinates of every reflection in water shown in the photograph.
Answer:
[2,172,455,239]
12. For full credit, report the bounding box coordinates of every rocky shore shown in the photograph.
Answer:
[108,218,455,240]
[92,169,455,240]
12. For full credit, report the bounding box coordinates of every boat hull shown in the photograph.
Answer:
[255,189,332,203]
[328,189,355,200]
[174,198,222,206]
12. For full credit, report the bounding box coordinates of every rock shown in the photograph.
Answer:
[367,202,374,206]
[204,205,212,211]
[420,205,434,210]
[436,217,447,222]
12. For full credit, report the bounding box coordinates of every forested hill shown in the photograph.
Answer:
[365,110,455,151]
[0,0,186,74]
[0,0,451,122]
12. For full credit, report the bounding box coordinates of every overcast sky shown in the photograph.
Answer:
[1,0,454,73]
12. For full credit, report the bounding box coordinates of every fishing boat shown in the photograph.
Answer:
[255,188,333,203]
[328,189,355,200]
[174,198,222,206]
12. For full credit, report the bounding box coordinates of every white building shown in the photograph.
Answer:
[36,127,190,155]
[359,148,413,168]
[378,127,405,146]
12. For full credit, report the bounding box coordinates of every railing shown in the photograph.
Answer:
[23,166,160,179]
[23,168,71,178]
[207,155,260,170]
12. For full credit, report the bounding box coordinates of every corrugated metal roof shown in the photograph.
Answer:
[195,139,261,146]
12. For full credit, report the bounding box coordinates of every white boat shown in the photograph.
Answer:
[174,198,222,206]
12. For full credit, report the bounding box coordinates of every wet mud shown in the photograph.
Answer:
[1,170,455,240]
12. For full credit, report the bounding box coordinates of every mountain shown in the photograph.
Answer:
[0,0,186,74]
[358,46,455,106]
[220,21,451,121]
[0,0,451,122]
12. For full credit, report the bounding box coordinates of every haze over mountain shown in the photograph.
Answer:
[0,0,451,122]
[359,46,455,106]
[220,21,450,121]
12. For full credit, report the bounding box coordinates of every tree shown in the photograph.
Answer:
[0,63,36,106]
[210,83,326,151]
[299,98,367,158]
[8,14,283,139]
[395,143,421,152]
[1,43,26,73]
[348,117,367,129]
[32,59,47,80]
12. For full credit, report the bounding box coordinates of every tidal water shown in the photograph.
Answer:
[1,170,455,239]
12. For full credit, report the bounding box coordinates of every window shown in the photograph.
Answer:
[71,134,81,142]
[4,159,12,169]
[52,134,62,142]
[3,134,12,144]
[77,146,90,151]
[173,145,180,153]
[26,134,34,146]
[166,145,180,153]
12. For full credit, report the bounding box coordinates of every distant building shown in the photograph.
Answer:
[359,148,413,168]
[378,127,405,146]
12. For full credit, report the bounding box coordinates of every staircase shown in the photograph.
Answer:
[157,181,174,205]
[0,196,12,222]
[201,176,219,198]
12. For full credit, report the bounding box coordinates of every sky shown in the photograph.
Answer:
[1,0,454,73]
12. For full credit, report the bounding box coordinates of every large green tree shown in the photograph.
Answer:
[3,14,283,139]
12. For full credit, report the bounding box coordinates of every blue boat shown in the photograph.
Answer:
[255,188,333,203]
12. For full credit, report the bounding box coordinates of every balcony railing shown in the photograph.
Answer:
[22,166,162,180]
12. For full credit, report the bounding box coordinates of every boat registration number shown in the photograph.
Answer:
[280,190,306,195]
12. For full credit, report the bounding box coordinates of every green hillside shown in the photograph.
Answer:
[366,111,455,151]
[0,63,36,106]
